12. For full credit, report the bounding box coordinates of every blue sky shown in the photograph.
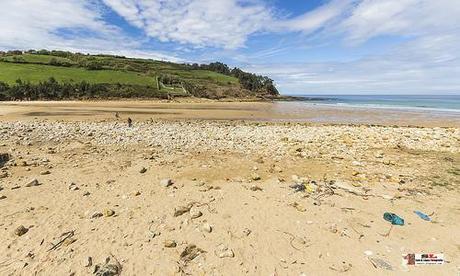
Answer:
[1,0,460,95]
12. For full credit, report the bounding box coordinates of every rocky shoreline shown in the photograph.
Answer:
[0,120,459,275]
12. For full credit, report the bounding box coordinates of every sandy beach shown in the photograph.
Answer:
[1,100,459,127]
[0,101,459,275]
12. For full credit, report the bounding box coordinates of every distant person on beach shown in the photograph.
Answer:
[127,117,132,127]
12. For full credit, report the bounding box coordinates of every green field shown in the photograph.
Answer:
[1,54,74,64]
[0,62,157,86]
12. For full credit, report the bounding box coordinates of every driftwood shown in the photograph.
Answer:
[48,230,75,251]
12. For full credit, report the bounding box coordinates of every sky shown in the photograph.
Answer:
[1,0,459,95]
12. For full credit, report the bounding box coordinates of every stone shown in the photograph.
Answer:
[90,212,103,219]
[83,191,91,196]
[250,185,263,191]
[160,178,173,187]
[25,179,39,187]
[242,228,252,236]
[139,167,147,174]
[14,225,29,236]
[251,173,261,181]
[0,195,6,200]
[174,205,191,217]
[40,170,51,175]
[83,256,93,267]
[103,209,115,217]
[215,244,234,258]
[69,183,79,191]
[164,240,177,248]
[201,223,212,233]
[190,208,202,219]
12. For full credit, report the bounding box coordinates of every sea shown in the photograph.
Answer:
[292,95,460,113]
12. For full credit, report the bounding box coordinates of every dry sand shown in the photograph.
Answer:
[0,101,459,275]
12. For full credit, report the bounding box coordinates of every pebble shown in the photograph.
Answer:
[200,223,212,233]
[160,178,173,187]
[103,209,115,217]
[25,179,39,187]
[69,183,79,191]
[242,228,252,236]
[139,167,147,174]
[215,244,234,258]
[90,212,103,219]
[190,209,202,219]
[174,205,191,217]
[250,185,263,191]
[164,240,177,248]
[40,170,51,175]
[14,225,29,236]
[251,173,261,181]
[0,195,6,200]
[83,256,92,267]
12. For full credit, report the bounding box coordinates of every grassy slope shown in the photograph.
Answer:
[0,62,157,86]
[1,54,75,64]
[0,53,243,98]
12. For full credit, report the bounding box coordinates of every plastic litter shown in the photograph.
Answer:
[414,210,431,221]
[383,212,404,226]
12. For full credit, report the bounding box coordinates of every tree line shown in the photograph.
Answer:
[184,62,279,95]
[0,78,167,100]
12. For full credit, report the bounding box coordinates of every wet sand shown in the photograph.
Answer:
[0,100,459,127]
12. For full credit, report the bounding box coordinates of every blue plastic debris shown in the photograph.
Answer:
[414,210,432,221]
[383,212,405,226]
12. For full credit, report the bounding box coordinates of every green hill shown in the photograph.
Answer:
[0,50,278,100]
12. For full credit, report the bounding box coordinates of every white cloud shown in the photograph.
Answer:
[0,0,180,61]
[244,0,460,94]
[340,0,460,43]
[102,0,273,49]
[272,0,354,33]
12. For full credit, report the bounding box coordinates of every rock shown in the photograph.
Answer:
[93,256,122,276]
[0,195,6,200]
[250,185,263,191]
[190,208,202,219]
[134,191,141,196]
[328,223,338,234]
[242,228,252,236]
[139,167,147,174]
[164,240,177,248]
[90,212,103,219]
[40,170,51,175]
[69,182,79,191]
[200,223,212,233]
[83,256,93,267]
[215,244,234,258]
[251,173,261,181]
[103,209,115,217]
[289,202,306,212]
[14,225,29,236]
[83,191,90,196]
[364,250,373,256]
[174,205,192,217]
[25,179,40,187]
[160,178,173,187]
[180,245,206,263]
